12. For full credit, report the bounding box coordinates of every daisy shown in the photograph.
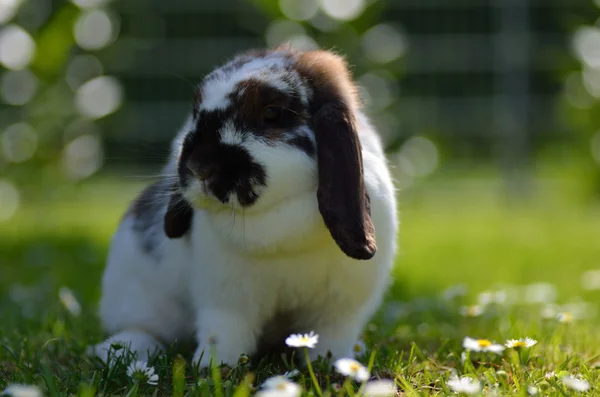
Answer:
[460,305,484,317]
[462,337,505,354]
[127,361,159,385]
[362,379,397,396]
[561,375,590,392]
[523,283,557,304]
[447,376,481,395]
[1,384,42,397]
[505,337,537,348]
[256,376,301,397]
[442,284,468,301]
[59,287,81,316]
[544,371,556,379]
[557,312,574,323]
[527,385,538,395]
[285,331,319,348]
[334,358,370,382]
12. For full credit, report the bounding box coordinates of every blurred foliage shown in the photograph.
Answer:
[2,0,600,225]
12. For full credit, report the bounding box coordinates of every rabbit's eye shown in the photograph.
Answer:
[263,105,282,123]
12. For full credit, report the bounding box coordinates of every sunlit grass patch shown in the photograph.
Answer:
[1,171,600,395]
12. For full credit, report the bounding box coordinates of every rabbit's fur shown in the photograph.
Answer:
[91,47,398,368]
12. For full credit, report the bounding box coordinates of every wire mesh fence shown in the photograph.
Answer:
[0,0,599,206]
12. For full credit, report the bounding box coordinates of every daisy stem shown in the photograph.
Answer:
[303,348,323,397]
[124,383,138,397]
[342,378,354,397]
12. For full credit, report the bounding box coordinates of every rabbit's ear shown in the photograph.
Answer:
[313,103,376,260]
[297,50,376,260]
[164,192,193,238]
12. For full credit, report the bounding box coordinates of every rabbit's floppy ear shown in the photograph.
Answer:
[164,190,193,238]
[297,50,376,260]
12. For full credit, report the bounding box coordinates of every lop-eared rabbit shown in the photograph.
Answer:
[91,47,398,369]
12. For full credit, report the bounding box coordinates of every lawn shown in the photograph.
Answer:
[1,166,600,396]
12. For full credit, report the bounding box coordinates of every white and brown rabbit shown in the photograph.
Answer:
[91,47,398,368]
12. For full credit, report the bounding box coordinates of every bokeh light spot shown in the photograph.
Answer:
[359,72,395,111]
[0,24,36,70]
[0,0,21,24]
[75,75,123,119]
[400,136,439,178]
[62,134,103,180]
[265,19,306,48]
[279,0,318,21]
[362,24,407,64]
[72,0,109,9]
[66,54,104,90]
[319,0,365,21]
[286,34,318,51]
[74,8,118,51]
[0,179,20,221]
[1,122,38,163]
[573,26,600,69]
[1,69,38,105]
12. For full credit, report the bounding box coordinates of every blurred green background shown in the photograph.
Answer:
[2,0,600,323]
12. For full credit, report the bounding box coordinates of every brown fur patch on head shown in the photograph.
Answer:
[295,50,360,112]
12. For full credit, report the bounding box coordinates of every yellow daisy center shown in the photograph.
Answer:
[512,341,527,348]
[276,383,287,390]
[353,344,362,352]
[467,307,479,316]
[349,363,360,372]
[477,339,492,347]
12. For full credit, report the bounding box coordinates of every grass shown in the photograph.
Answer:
[2,166,600,396]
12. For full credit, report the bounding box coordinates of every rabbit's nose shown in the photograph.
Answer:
[186,159,215,181]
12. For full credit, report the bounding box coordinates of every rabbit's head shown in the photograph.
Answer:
[165,47,376,260]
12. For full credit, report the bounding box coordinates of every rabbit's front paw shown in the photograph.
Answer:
[193,309,257,370]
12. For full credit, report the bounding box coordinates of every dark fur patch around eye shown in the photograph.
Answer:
[230,79,307,141]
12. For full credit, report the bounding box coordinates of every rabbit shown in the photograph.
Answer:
[90,47,399,369]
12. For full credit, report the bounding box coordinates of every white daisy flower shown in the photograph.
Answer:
[541,304,559,319]
[442,284,468,301]
[363,379,397,396]
[460,305,484,317]
[257,376,301,397]
[59,287,81,316]
[285,331,318,348]
[334,358,370,382]
[561,375,590,392]
[1,384,42,397]
[557,312,574,323]
[127,361,159,385]
[462,337,505,354]
[544,371,556,379]
[477,289,507,306]
[527,385,538,395]
[505,337,537,348]
[523,283,557,304]
[581,269,600,290]
[447,375,481,395]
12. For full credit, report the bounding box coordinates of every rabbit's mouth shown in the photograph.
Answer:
[180,144,267,209]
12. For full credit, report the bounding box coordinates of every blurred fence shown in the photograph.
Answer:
[1,0,600,218]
